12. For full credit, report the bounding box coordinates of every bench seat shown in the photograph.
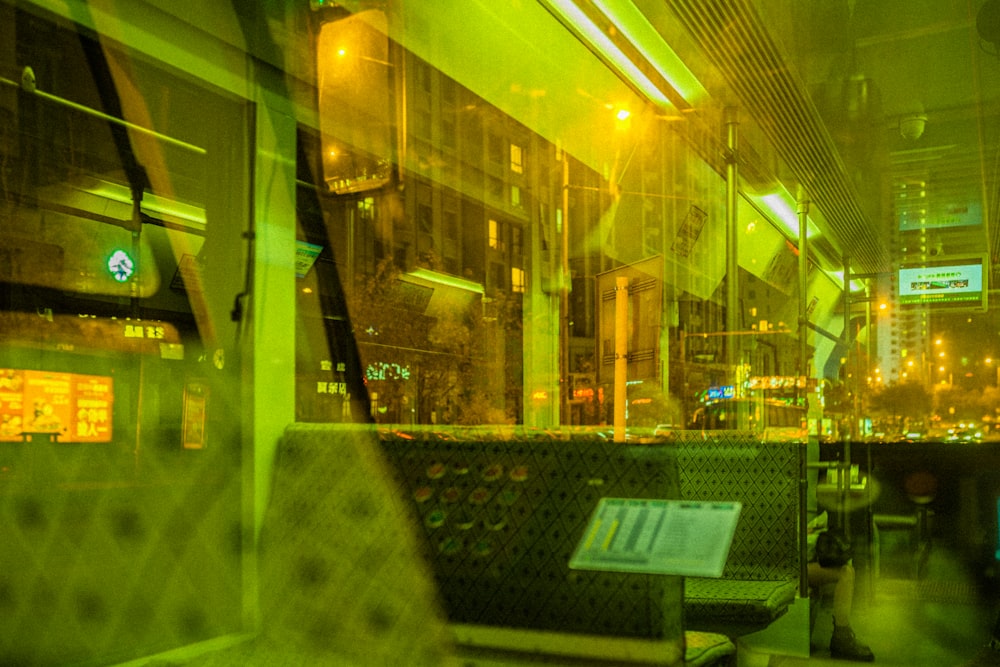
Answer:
[684,577,799,633]
[672,432,804,637]
[169,424,735,666]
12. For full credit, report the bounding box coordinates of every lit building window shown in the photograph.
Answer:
[512,267,525,293]
[510,143,523,173]
[489,218,504,250]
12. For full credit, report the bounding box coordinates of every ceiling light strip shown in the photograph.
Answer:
[538,0,700,111]
[588,0,708,104]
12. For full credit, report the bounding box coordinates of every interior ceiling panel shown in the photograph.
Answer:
[666,0,1000,284]
[667,0,893,276]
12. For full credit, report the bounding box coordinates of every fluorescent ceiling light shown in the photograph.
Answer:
[79,179,206,229]
[589,0,707,103]
[826,270,867,293]
[407,267,485,294]
[539,0,704,110]
[757,186,822,242]
[760,193,799,236]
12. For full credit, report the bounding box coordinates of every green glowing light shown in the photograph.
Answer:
[107,250,134,282]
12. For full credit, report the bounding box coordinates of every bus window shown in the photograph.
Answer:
[692,398,806,440]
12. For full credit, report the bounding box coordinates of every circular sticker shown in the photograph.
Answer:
[425,509,446,529]
[454,510,476,531]
[509,465,529,482]
[468,487,491,505]
[482,464,504,482]
[414,486,434,503]
[484,502,509,530]
[426,462,447,480]
[499,488,521,505]
[441,487,461,504]
[439,537,463,555]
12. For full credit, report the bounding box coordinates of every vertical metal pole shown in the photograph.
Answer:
[797,191,810,596]
[614,276,629,443]
[724,107,741,399]
[130,192,143,474]
[561,156,571,426]
[797,193,810,400]
[842,256,853,538]
[843,255,852,433]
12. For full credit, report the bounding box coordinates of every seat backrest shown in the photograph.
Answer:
[258,422,459,666]
[377,428,684,642]
[673,430,803,582]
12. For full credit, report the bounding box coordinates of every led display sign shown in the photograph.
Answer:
[897,255,987,311]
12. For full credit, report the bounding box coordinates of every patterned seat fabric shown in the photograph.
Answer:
[174,424,739,666]
[190,423,460,666]
[673,432,803,636]
[377,428,684,640]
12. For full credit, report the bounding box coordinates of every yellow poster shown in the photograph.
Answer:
[0,369,113,442]
[182,382,209,449]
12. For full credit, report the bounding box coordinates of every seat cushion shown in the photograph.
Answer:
[684,578,798,633]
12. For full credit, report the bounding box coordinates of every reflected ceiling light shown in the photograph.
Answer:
[79,179,207,229]
[826,270,866,293]
[589,0,707,102]
[760,193,799,236]
[755,184,823,241]
[539,0,706,110]
[407,267,485,294]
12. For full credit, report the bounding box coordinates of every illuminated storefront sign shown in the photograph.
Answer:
[123,323,166,339]
[0,369,114,442]
[747,376,814,390]
[366,361,411,381]
[706,385,735,400]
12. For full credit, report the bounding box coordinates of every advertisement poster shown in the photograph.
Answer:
[0,369,25,439]
[898,258,985,308]
[0,369,113,442]
[22,371,72,436]
[73,375,114,442]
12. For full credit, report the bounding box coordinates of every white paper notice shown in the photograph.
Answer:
[569,498,741,577]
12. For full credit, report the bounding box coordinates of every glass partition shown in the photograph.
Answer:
[3,0,998,663]
[1,3,249,662]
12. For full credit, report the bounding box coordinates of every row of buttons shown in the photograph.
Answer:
[423,501,511,529]
[435,536,496,557]
[414,485,520,506]
[424,462,530,482]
